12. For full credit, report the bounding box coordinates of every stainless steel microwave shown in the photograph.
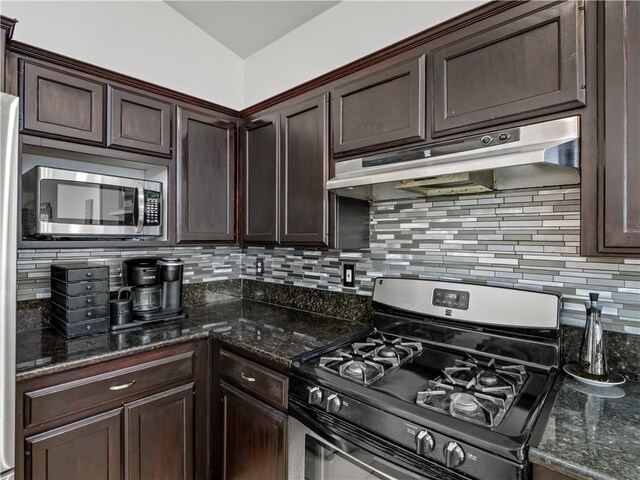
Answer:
[22,166,163,238]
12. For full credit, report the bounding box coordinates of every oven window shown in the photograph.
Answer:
[305,435,388,480]
[39,179,135,226]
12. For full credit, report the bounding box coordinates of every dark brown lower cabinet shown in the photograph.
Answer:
[17,341,209,480]
[26,408,122,480]
[532,463,574,480]
[125,383,194,480]
[222,382,287,480]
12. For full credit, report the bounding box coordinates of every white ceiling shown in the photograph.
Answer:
[165,1,341,59]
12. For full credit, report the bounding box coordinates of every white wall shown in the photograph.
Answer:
[243,0,486,106]
[1,1,245,109]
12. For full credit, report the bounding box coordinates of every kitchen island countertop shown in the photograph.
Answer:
[529,375,640,480]
[16,298,372,381]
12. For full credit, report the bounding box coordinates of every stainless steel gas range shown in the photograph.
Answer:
[288,278,562,480]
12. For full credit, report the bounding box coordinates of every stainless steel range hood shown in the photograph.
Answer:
[327,116,580,201]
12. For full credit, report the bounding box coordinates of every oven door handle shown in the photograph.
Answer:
[134,184,144,234]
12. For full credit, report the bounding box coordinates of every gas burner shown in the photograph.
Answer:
[339,360,385,385]
[352,333,423,368]
[452,393,479,413]
[416,355,529,427]
[478,371,499,387]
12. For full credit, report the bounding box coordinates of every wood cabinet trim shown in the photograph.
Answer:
[24,350,194,428]
[124,383,194,480]
[20,59,105,143]
[431,0,586,136]
[600,0,640,251]
[279,93,329,246]
[176,106,236,243]
[107,86,172,157]
[332,54,426,155]
[219,349,288,410]
[242,112,280,243]
[26,407,123,480]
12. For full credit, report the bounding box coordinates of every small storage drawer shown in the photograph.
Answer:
[51,264,109,282]
[24,350,195,428]
[51,302,109,323]
[51,278,109,296]
[49,315,109,338]
[51,291,109,309]
[219,349,288,409]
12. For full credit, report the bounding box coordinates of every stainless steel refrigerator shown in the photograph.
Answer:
[0,92,19,480]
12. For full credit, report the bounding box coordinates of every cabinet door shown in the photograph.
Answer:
[243,114,279,243]
[280,95,329,246]
[26,408,122,480]
[600,0,640,251]
[332,55,426,156]
[124,383,194,480]
[107,87,172,156]
[222,383,287,480]
[431,0,585,136]
[177,107,236,243]
[21,61,104,143]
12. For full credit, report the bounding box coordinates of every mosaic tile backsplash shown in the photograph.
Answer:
[16,186,640,334]
[17,246,243,301]
[243,186,640,335]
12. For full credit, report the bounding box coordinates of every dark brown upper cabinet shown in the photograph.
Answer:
[598,0,640,253]
[21,60,104,143]
[107,87,172,157]
[242,114,279,244]
[332,55,426,156]
[280,94,329,246]
[430,0,585,137]
[176,107,236,243]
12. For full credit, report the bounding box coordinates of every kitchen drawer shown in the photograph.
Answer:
[49,315,109,338]
[219,349,288,409]
[51,278,109,296]
[51,264,109,282]
[51,291,109,309]
[51,302,109,323]
[24,350,194,428]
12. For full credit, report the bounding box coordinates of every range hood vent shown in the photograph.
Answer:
[327,117,580,201]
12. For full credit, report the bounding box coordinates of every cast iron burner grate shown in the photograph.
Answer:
[415,355,528,427]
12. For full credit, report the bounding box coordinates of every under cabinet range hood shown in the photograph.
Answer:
[326,116,580,201]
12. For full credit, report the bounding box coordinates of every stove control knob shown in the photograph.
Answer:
[415,430,434,455]
[307,386,323,405]
[325,393,342,413]
[444,442,465,468]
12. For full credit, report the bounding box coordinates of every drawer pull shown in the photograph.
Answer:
[240,372,256,382]
[109,380,137,391]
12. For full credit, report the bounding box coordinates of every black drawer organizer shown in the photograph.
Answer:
[50,263,110,338]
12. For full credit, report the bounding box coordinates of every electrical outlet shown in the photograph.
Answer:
[256,258,264,276]
[343,264,355,287]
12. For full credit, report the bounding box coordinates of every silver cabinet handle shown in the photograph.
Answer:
[240,372,256,382]
[109,380,137,391]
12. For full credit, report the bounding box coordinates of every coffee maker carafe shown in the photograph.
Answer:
[120,257,186,326]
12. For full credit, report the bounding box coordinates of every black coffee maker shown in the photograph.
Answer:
[121,257,187,325]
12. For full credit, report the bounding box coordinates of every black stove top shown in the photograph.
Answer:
[289,278,562,480]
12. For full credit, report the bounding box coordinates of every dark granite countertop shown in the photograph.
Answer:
[529,376,640,480]
[16,299,371,382]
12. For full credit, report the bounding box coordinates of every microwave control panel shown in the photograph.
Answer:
[144,190,162,226]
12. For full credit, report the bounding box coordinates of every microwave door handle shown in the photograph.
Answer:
[134,185,144,234]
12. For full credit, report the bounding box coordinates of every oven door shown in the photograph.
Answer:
[288,402,461,480]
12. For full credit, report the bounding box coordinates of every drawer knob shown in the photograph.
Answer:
[109,380,137,391]
[241,372,256,382]
[86,298,93,304]
[86,272,93,277]
[86,285,93,291]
